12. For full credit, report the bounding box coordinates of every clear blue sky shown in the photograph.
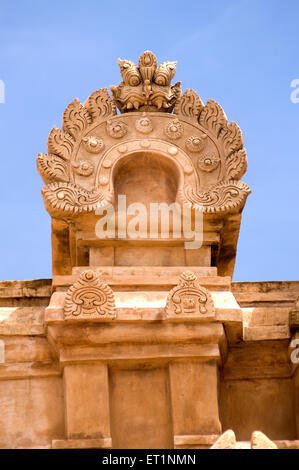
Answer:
[0,0,298,282]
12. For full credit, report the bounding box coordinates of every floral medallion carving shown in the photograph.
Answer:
[165,271,215,318]
[186,135,208,153]
[135,115,153,134]
[71,160,94,177]
[164,119,183,140]
[82,136,105,153]
[64,270,116,319]
[106,120,128,138]
[197,153,220,172]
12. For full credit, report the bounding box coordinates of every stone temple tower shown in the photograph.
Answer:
[0,51,297,449]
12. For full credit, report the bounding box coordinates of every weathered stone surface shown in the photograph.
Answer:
[110,368,173,449]
[63,364,110,440]
[174,434,219,449]
[211,430,236,449]
[251,431,278,449]
[0,307,45,335]
[220,378,297,441]
[0,377,64,448]
[232,281,299,307]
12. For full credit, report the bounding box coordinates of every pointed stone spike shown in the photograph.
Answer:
[211,430,236,449]
[251,431,277,449]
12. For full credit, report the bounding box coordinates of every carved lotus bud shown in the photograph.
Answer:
[164,119,184,140]
[154,61,177,86]
[197,153,220,172]
[138,51,157,82]
[186,135,207,153]
[117,58,141,86]
[106,120,128,138]
[82,136,105,153]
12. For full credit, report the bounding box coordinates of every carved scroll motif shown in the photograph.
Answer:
[37,86,118,216]
[165,271,215,318]
[42,182,105,215]
[64,270,116,319]
[174,89,250,211]
[185,180,251,214]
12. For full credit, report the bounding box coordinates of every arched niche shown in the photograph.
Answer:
[96,139,199,206]
[113,151,179,208]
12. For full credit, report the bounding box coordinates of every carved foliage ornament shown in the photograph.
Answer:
[184,180,250,213]
[38,90,116,214]
[37,153,69,184]
[175,88,204,119]
[174,92,250,211]
[165,271,215,318]
[64,270,116,319]
[110,51,181,113]
[42,182,105,215]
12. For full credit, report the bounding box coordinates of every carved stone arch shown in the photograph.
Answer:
[95,139,199,206]
[37,50,251,277]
